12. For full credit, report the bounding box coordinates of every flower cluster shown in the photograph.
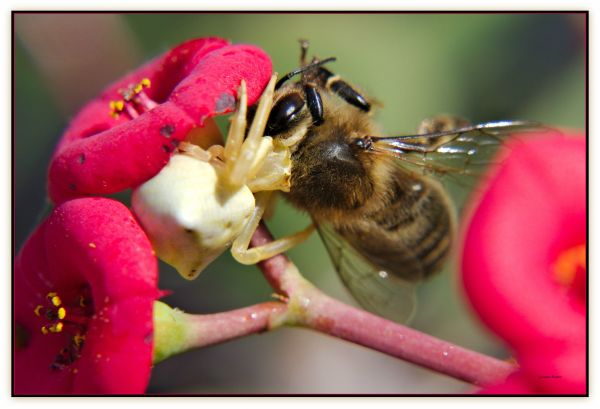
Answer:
[15,35,586,395]
[15,37,272,394]
[461,131,586,394]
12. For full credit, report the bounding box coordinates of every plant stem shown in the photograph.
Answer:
[153,301,285,364]
[251,222,515,387]
[183,301,285,348]
[298,286,513,386]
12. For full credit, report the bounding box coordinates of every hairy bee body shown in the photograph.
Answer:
[257,43,538,321]
[270,76,456,282]
[332,172,455,282]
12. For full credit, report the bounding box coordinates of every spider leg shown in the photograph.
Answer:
[224,75,277,187]
[231,191,314,265]
[177,141,213,162]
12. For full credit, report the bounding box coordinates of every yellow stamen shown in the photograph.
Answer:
[35,290,93,370]
[109,100,125,118]
[133,83,143,94]
[34,305,43,316]
[553,244,586,287]
[51,322,64,333]
[140,78,151,88]
[73,333,85,347]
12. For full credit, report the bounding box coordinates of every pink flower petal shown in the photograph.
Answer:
[478,372,538,395]
[519,342,586,394]
[48,38,272,203]
[462,132,585,349]
[14,198,159,394]
[71,297,154,394]
[461,131,586,394]
[44,197,159,302]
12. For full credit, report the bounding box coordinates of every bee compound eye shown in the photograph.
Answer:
[266,92,305,135]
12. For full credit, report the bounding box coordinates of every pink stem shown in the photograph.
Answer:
[185,302,285,348]
[301,290,513,386]
[251,222,515,386]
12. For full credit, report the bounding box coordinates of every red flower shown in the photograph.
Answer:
[14,198,159,394]
[461,131,586,394]
[48,37,272,204]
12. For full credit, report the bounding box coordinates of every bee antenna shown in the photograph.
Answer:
[275,57,337,90]
[299,39,310,65]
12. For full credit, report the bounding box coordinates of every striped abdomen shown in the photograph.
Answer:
[336,173,456,282]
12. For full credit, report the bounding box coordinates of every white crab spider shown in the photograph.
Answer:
[132,75,314,280]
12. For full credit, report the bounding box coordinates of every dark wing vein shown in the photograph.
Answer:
[370,120,552,207]
[371,120,547,178]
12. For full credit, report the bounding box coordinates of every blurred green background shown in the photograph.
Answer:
[14,13,585,394]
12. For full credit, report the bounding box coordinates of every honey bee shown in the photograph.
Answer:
[258,41,540,322]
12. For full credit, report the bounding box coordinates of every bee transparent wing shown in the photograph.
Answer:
[369,120,546,187]
[316,222,417,323]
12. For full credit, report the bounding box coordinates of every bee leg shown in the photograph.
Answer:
[417,115,471,134]
[231,191,315,265]
[304,84,324,126]
[223,74,277,188]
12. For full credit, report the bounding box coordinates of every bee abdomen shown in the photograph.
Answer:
[408,199,452,277]
[353,179,455,281]
[371,180,426,231]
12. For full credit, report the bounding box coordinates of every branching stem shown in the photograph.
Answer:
[156,222,515,389]
[250,222,515,387]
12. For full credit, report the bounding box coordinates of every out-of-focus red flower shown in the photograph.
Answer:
[461,131,586,395]
[48,37,272,204]
[14,198,159,394]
